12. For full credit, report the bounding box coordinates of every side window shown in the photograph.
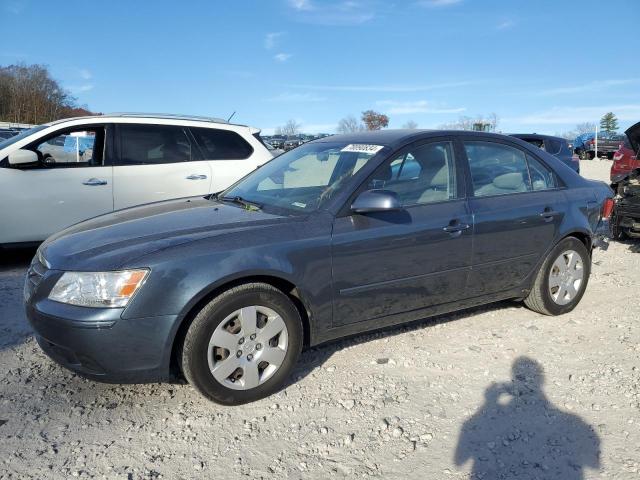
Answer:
[25,127,105,168]
[527,155,557,191]
[190,127,253,160]
[119,125,192,165]
[368,142,456,206]
[464,141,531,197]
[545,138,562,155]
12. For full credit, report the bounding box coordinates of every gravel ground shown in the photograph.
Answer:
[1,159,638,479]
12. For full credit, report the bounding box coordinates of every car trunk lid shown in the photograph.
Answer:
[625,121,640,155]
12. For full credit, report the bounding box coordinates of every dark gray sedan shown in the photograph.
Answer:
[25,130,612,404]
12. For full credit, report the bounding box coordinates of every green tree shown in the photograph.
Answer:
[599,112,619,134]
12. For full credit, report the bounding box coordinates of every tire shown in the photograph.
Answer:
[181,283,303,405]
[609,211,627,241]
[524,237,591,316]
[588,151,596,160]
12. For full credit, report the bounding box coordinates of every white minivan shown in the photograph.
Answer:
[0,113,273,245]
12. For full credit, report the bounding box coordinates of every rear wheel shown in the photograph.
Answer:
[181,283,303,405]
[524,237,591,315]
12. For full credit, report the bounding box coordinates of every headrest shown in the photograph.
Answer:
[430,165,449,187]
[493,172,524,190]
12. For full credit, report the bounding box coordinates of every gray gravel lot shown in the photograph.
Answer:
[1,159,639,479]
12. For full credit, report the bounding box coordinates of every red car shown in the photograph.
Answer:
[610,137,640,181]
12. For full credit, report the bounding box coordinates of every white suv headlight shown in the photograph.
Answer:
[49,270,149,308]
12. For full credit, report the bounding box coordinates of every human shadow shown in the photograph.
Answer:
[454,357,600,479]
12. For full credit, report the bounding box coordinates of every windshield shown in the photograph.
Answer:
[221,141,384,213]
[0,125,48,150]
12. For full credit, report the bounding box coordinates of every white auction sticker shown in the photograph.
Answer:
[340,144,384,154]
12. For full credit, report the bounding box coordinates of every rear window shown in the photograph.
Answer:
[190,127,253,160]
[545,138,562,155]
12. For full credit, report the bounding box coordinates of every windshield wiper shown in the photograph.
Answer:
[219,195,262,210]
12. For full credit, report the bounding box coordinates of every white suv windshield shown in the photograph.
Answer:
[221,141,384,213]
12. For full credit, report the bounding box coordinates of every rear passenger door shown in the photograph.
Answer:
[462,138,566,296]
[189,127,259,191]
[113,124,212,210]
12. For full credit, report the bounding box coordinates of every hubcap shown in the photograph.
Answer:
[548,249,584,306]
[207,306,288,390]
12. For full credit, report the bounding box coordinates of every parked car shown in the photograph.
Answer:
[25,130,612,404]
[0,128,19,141]
[283,138,303,151]
[610,136,639,181]
[0,113,272,245]
[574,132,625,160]
[510,134,580,173]
[610,122,640,239]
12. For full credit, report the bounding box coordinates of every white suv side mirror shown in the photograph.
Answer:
[8,149,38,166]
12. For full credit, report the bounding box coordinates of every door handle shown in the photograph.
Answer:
[186,174,208,180]
[82,178,107,186]
[443,222,470,234]
[539,209,561,222]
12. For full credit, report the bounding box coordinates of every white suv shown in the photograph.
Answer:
[0,113,272,245]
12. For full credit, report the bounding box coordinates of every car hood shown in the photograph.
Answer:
[625,121,640,155]
[40,197,297,271]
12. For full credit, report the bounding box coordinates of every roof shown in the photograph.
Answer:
[46,112,246,127]
[510,133,566,141]
[313,129,519,148]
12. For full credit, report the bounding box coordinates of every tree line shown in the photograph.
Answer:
[0,63,95,125]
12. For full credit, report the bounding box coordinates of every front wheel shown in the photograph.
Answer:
[524,237,591,315]
[181,283,303,405]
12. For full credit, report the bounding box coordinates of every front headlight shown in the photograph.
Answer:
[48,270,149,308]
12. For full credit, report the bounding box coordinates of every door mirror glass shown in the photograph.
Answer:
[351,189,401,214]
[8,149,38,166]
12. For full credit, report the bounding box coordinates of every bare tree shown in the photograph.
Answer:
[337,115,364,133]
[279,119,301,136]
[361,110,389,130]
[402,120,418,129]
[576,122,597,135]
[439,113,499,132]
[0,63,95,124]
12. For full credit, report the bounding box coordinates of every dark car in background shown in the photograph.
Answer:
[510,134,580,173]
[25,130,612,405]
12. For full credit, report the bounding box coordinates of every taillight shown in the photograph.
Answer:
[602,198,614,219]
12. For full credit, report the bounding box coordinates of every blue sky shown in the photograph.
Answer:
[2,0,639,135]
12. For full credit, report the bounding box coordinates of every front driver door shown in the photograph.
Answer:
[0,124,113,243]
[331,139,473,326]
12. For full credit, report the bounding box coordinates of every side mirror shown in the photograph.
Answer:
[351,190,401,214]
[8,149,38,166]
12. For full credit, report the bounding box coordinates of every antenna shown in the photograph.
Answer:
[227,111,236,123]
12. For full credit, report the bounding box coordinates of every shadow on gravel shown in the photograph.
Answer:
[454,357,601,480]
[0,247,37,351]
[288,300,526,389]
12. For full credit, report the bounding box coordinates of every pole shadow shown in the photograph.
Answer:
[454,357,600,479]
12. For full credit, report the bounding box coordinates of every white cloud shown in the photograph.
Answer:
[286,80,473,92]
[505,104,640,125]
[274,53,292,62]
[264,32,284,50]
[377,100,466,115]
[497,19,515,30]
[289,0,313,10]
[78,68,92,80]
[537,79,639,96]
[68,84,94,93]
[266,92,326,102]
[416,0,463,7]
[286,0,375,26]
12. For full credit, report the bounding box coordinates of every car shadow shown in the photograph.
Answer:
[286,299,527,389]
[0,247,36,351]
[453,356,601,479]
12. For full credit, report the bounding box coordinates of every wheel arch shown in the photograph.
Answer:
[169,273,313,378]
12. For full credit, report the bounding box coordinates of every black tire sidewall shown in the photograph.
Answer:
[538,238,591,315]
[185,286,303,405]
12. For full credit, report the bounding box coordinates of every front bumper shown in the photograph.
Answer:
[24,259,179,383]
